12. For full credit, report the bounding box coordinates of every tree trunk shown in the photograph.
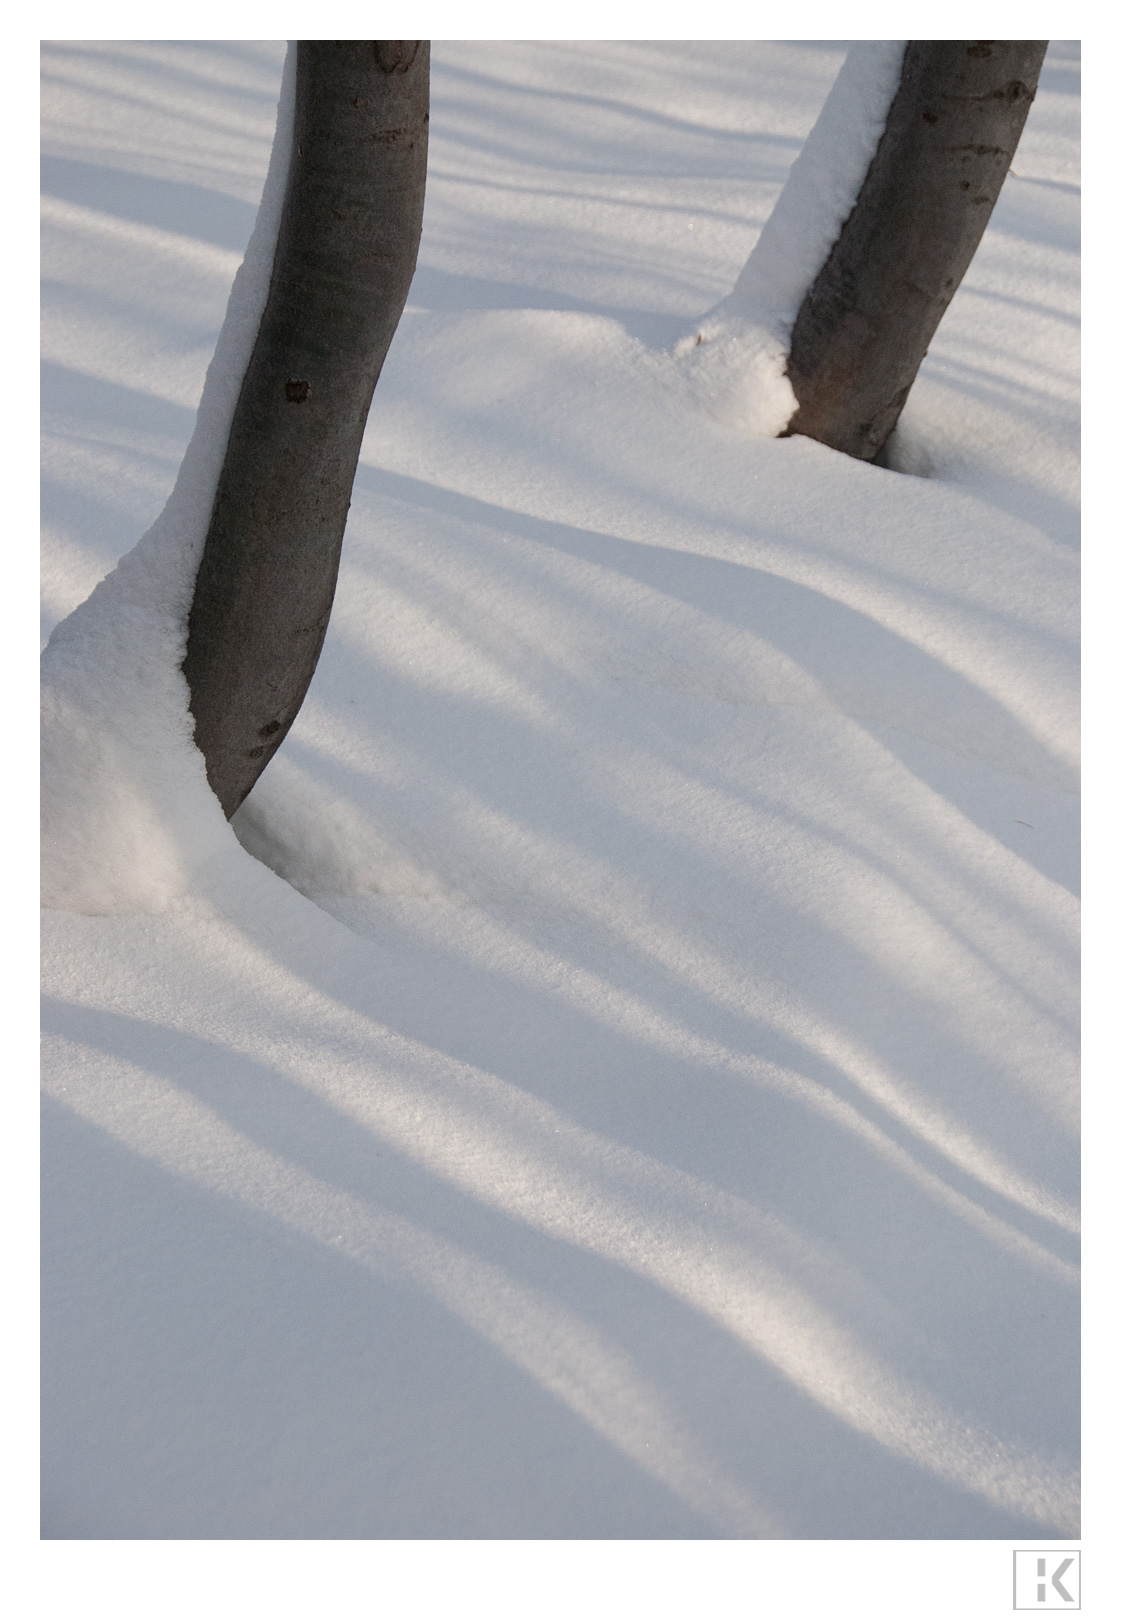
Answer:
[182,41,429,818]
[784,41,1048,462]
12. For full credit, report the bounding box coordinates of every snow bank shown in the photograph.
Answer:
[41,42,1079,1542]
[678,41,905,435]
[40,46,296,913]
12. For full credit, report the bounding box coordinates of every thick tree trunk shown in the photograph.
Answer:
[784,41,1048,462]
[182,41,429,818]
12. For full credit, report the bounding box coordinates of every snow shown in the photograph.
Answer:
[40,46,296,914]
[41,41,1079,1541]
[679,40,906,435]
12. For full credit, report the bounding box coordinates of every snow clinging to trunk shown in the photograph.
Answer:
[40,49,297,912]
[677,41,906,436]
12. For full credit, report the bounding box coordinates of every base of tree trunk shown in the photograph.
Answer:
[784,41,1048,463]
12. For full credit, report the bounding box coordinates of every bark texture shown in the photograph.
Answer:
[183,41,429,817]
[785,40,1048,462]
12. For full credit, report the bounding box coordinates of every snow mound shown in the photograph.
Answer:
[40,41,1078,1542]
[40,48,296,913]
[677,41,905,434]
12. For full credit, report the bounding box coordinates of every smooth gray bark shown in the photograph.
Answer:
[183,41,429,817]
[785,41,1048,462]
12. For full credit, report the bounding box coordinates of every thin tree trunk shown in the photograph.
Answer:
[183,41,429,818]
[784,41,1048,462]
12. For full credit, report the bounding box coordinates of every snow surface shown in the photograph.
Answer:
[41,41,1079,1539]
[678,39,905,435]
[41,47,296,914]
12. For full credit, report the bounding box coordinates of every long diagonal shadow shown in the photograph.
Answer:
[41,1004,782,1537]
[353,465,1073,792]
[42,995,1079,1536]
[228,788,1081,1284]
[41,156,259,252]
[232,472,1076,1243]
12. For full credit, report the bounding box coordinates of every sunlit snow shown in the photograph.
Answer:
[41,40,1079,1539]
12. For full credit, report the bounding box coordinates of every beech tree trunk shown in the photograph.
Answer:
[784,40,1048,463]
[183,41,429,818]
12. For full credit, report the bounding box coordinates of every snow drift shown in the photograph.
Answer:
[41,41,1079,1541]
[676,40,905,435]
[40,47,296,913]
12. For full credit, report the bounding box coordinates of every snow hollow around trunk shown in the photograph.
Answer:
[42,41,1079,1540]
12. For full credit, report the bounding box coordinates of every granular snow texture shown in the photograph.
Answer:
[41,41,1079,1539]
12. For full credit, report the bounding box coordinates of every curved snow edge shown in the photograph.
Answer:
[41,49,297,914]
[677,42,906,438]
